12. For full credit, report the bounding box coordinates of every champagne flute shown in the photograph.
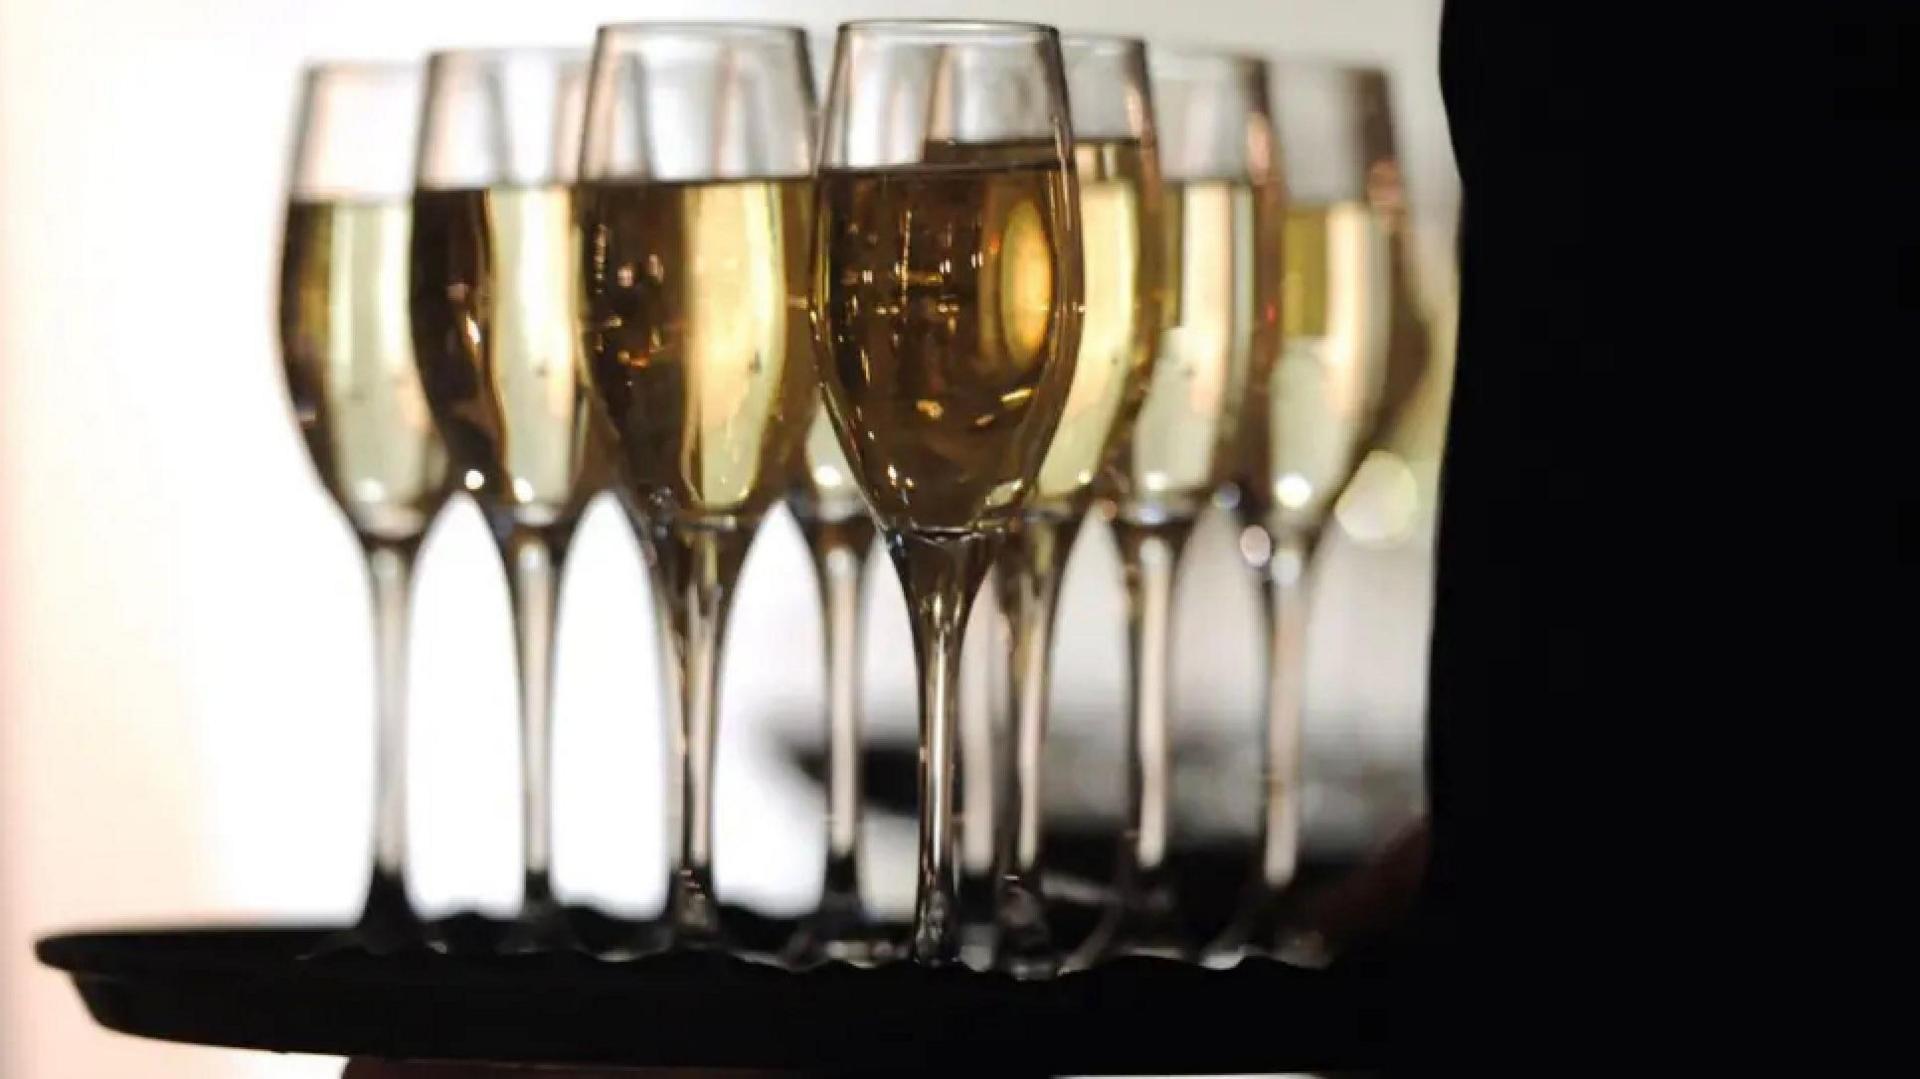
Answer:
[1075,47,1280,965]
[988,33,1166,978]
[577,22,817,950]
[1213,63,1403,965]
[409,47,599,952]
[279,62,451,952]
[813,20,1083,965]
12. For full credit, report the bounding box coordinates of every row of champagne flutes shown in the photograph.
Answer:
[281,18,1415,974]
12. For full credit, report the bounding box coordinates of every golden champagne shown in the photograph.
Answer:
[576,179,815,523]
[813,152,1078,534]
[1028,138,1162,513]
[411,186,605,528]
[280,200,450,541]
[1105,179,1264,523]
[1240,200,1392,534]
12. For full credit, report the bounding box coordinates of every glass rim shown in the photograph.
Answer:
[593,20,808,44]
[837,19,1062,43]
[1269,55,1392,81]
[1148,41,1270,75]
[300,59,421,81]
[1059,31,1148,54]
[425,45,588,68]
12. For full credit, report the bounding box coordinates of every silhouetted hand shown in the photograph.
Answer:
[1285,819,1430,965]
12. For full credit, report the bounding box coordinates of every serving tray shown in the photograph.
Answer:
[39,908,1401,1073]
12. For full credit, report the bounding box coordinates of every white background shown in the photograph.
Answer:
[0,1,1452,1075]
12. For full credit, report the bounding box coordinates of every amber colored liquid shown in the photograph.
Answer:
[1028,138,1163,513]
[411,185,607,530]
[575,178,815,524]
[812,151,1079,533]
[1105,179,1267,524]
[1239,200,1393,533]
[280,199,450,541]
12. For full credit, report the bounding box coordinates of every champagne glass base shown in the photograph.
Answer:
[597,918,752,962]
[663,869,733,954]
[1070,882,1196,968]
[909,884,965,967]
[1208,888,1333,969]
[955,865,1002,971]
[956,921,1001,972]
[992,877,1059,979]
[593,919,673,963]
[305,876,436,958]
[782,903,905,970]
[496,895,582,956]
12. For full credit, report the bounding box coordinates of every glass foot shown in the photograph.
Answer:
[1206,886,1325,968]
[305,876,435,958]
[782,902,905,969]
[497,896,582,956]
[663,869,731,953]
[992,877,1059,979]
[593,918,674,962]
[956,920,1000,972]
[1070,879,1194,968]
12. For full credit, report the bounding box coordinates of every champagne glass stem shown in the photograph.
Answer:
[813,520,871,912]
[1258,539,1311,892]
[888,529,1002,965]
[956,577,1001,955]
[498,526,576,950]
[652,519,751,945]
[1215,533,1316,959]
[357,537,424,951]
[1079,517,1195,963]
[785,515,888,967]
[992,514,1079,975]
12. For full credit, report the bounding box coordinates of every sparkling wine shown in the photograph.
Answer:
[576,178,815,523]
[1028,138,1162,513]
[280,199,450,540]
[1105,179,1267,524]
[411,185,605,529]
[813,150,1079,533]
[1239,200,1392,534]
